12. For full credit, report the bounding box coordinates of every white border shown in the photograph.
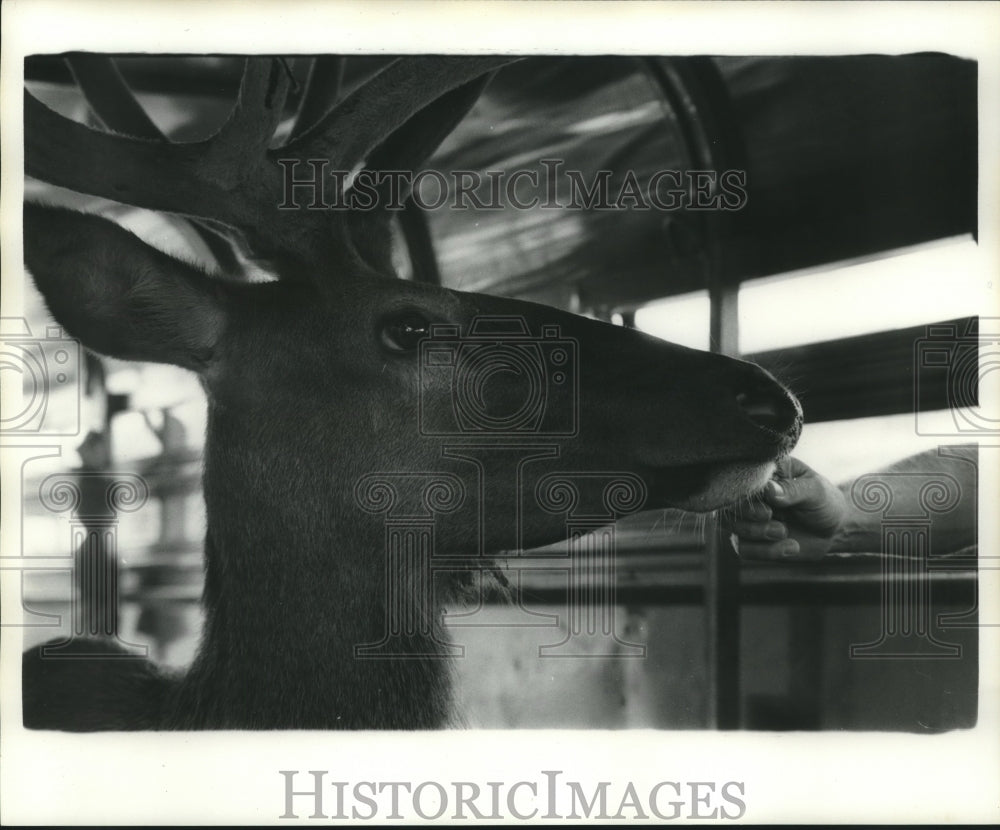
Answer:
[2,1,999,825]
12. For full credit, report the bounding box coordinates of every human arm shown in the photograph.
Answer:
[726,447,977,561]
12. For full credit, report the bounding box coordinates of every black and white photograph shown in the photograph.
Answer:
[2,0,998,824]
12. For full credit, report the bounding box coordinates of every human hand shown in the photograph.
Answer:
[726,456,848,561]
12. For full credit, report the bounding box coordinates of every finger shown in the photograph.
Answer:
[731,500,772,521]
[771,538,801,558]
[763,476,800,507]
[729,519,788,541]
[766,467,821,508]
[732,537,800,561]
[783,456,814,478]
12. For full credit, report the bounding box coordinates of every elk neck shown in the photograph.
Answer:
[167,401,454,729]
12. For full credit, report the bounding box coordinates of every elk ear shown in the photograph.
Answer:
[23,204,227,372]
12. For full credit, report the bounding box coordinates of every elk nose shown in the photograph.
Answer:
[735,373,802,435]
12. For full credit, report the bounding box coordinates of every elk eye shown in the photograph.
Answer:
[380,311,432,353]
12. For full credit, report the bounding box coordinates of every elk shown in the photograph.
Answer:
[21,55,802,730]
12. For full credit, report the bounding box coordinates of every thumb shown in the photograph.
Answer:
[766,457,816,506]
[773,455,813,480]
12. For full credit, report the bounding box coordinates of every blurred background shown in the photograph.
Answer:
[14,53,984,730]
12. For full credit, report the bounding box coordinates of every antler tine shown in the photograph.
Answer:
[348,71,501,275]
[65,53,164,140]
[26,57,291,208]
[24,90,231,219]
[278,56,520,172]
[65,53,244,276]
[26,58,301,265]
[289,56,346,141]
[366,71,498,198]
[201,57,291,184]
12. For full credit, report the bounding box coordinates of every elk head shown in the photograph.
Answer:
[23,57,801,720]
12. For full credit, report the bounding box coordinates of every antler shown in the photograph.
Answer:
[26,55,521,283]
[25,59,289,226]
[289,56,346,140]
[65,53,243,275]
[281,56,517,171]
[346,72,500,275]
[65,53,163,138]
